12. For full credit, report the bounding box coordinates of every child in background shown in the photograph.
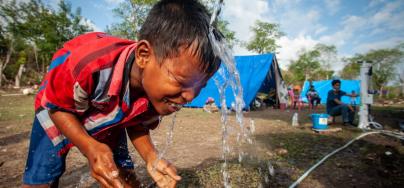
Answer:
[350,90,357,105]
[22,0,223,187]
[203,97,219,113]
[307,85,321,108]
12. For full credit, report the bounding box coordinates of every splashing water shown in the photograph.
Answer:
[209,0,223,25]
[209,1,274,186]
[144,113,177,188]
[154,113,176,167]
[75,172,95,188]
[209,27,247,188]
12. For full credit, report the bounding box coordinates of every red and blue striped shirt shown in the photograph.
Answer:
[35,32,160,148]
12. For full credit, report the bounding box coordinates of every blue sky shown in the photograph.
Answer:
[43,0,404,71]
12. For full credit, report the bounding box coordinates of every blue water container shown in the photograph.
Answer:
[311,113,329,130]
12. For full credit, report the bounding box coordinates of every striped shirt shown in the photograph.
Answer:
[35,32,160,148]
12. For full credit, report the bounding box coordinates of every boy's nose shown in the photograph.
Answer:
[181,88,197,103]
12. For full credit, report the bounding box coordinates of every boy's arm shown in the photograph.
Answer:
[332,98,354,111]
[126,126,181,187]
[345,93,358,97]
[49,110,124,188]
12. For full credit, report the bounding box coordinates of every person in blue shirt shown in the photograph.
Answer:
[326,80,358,126]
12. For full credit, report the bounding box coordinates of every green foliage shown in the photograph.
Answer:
[106,0,157,40]
[386,92,396,100]
[4,51,26,78]
[286,44,337,85]
[288,49,321,84]
[340,58,361,79]
[0,0,91,85]
[341,45,403,92]
[201,0,237,49]
[281,68,293,85]
[215,19,237,49]
[246,20,284,54]
[314,43,338,72]
[106,0,238,48]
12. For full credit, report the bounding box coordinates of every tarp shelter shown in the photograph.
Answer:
[300,80,361,105]
[187,53,288,109]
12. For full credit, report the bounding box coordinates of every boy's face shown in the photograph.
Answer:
[135,41,211,115]
[333,83,341,91]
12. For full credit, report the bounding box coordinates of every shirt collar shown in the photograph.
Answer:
[108,43,137,96]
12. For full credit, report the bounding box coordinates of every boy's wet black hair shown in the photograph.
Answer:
[139,0,223,76]
[332,79,341,86]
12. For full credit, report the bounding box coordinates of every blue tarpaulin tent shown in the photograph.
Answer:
[187,53,287,109]
[300,80,361,105]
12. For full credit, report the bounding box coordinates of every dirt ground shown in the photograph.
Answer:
[0,94,404,187]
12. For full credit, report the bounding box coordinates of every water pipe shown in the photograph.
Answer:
[358,61,374,129]
[288,126,404,188]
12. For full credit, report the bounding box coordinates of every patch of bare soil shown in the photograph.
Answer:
[0,96,403,187]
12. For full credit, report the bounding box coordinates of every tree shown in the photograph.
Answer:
[200,0,237,49]
[397,64,404,95]
[288,49,321,85]
[14,51,27,88]
[0,0,91,86]
[396,42,404,95]
[0,0,25,86]
[281,68,294,86]
[314,44,338,79]
[370,49,403,97]
[106,0,157,40]
[106,0,237,48]
[340,58,361,79]
[246,20,284,54]
[341,46,403,97]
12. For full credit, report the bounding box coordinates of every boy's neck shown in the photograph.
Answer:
[129,62,146,99]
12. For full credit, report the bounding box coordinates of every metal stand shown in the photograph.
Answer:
[358,62,373,129]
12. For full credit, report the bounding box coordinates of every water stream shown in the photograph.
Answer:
[209,0,273,186]
[75,1,272,187]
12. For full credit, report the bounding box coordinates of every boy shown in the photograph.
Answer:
[326,80,357,126]
[22,0,222,187]
[306,85,321,108]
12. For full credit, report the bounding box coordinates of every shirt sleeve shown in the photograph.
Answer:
[326,90,333,102]
[341,91,347,96]
[41,51,94,115]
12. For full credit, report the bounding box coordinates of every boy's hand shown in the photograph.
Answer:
[85,142,124,188]
[146,159,181,188]
[348,105,355,112]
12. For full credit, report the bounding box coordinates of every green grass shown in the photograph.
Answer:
[0,95,35,122]
[371,105,404,111]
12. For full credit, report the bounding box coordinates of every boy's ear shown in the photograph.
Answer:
[135,40,152,68]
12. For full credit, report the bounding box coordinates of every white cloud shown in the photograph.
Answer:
[314,26,328,35]
[275,34,348,73]
[81,18,102,32]
[276,35,319,69]
[319,15,367,47]
[325,0,341,15]
[221,0,270,55]
[219,0,403,74]
[369,1,404,32]
[368,0,386,9]
[222,0,269,43]
[353,37,402,53]
[277,9,323,36]
[104,0,124,5]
